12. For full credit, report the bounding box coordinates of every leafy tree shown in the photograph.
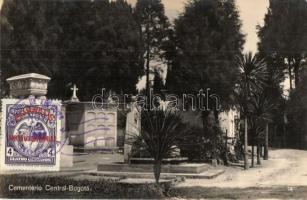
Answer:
[165,0,244,164]
[258,0,307,149]
[166,0,244,107]
[134,0,171,96]
[257,0,307,90]
[0,0,63,97]
[56,0,143,99]
[0,2,12,98]
[287,67,307,149]
[235,52,268,170]
[1,0,143,100]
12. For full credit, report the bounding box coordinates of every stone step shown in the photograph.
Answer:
[86,169,225,179]
[130,157,188,164]
[97,163,210,174]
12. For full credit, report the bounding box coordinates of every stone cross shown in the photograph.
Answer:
[70,84,79,102]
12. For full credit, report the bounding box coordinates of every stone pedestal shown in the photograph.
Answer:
[60,104,74,168]
[60,144,74,168]
[6,73,50,98]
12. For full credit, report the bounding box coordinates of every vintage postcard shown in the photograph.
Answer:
[0,0,306,199]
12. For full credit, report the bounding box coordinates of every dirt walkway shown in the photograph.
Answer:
[176,149,307,188]
[170,149,307,199]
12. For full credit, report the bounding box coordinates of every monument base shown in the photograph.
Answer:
[60,145,74,168]
[97,163,209,174]
[130,157,188,165]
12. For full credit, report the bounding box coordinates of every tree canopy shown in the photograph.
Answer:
[166,0,245,110]
[134,0,171,95]
[0,0,143,100]
[257,0,307,90]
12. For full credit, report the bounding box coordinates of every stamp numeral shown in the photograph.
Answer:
[47,148,55,157]
[6,147,14,157]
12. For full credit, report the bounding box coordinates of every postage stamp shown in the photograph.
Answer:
[0,98,62,171]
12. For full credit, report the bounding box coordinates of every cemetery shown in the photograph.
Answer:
[1,73,305,199]
[1,0,307,199]
[0,73,227,174]
[0,72,240,198]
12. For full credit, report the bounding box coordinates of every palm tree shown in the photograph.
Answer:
[249,92,277,166]
[235,52,268,170]
[131,108,186,184]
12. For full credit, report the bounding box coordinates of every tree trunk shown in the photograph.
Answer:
[288,58,293,91]
[145,17,150,99]
[202,111,209,160]
[153,160,162,184]
[264,122,269,160]
[283,123,287,148]
[251,145,254,167]
[257,145,261,165]
[293,57,301,88]
[244,116,249,170]
[225,130,228,166]
[213,127,216,160]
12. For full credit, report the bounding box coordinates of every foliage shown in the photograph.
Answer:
[0,0,143,100]
[166,0,245,109]
[163,0,245,165]
[134,0,171,94]
[257,0,307,148]
[249,92,277,142]
[235,52,268,168]
[130,109,186,183]
[286,68,307,149]
[135,0,170,62]
[0,0,62,96]
[257,0,307,89]
[235,52,268,114]
[179,119,228,164]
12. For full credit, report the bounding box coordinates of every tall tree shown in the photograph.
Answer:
[59,0,143,99]
[235,52,268,170]
[1,0,143,100]
[258,0,307,90]
[134,0,170,97]
[0,0,63,96]
[287,67,307,149]
[165,0,244,165]
[166,0,244,108]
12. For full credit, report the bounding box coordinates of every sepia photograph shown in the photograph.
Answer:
[0,0,307,199]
